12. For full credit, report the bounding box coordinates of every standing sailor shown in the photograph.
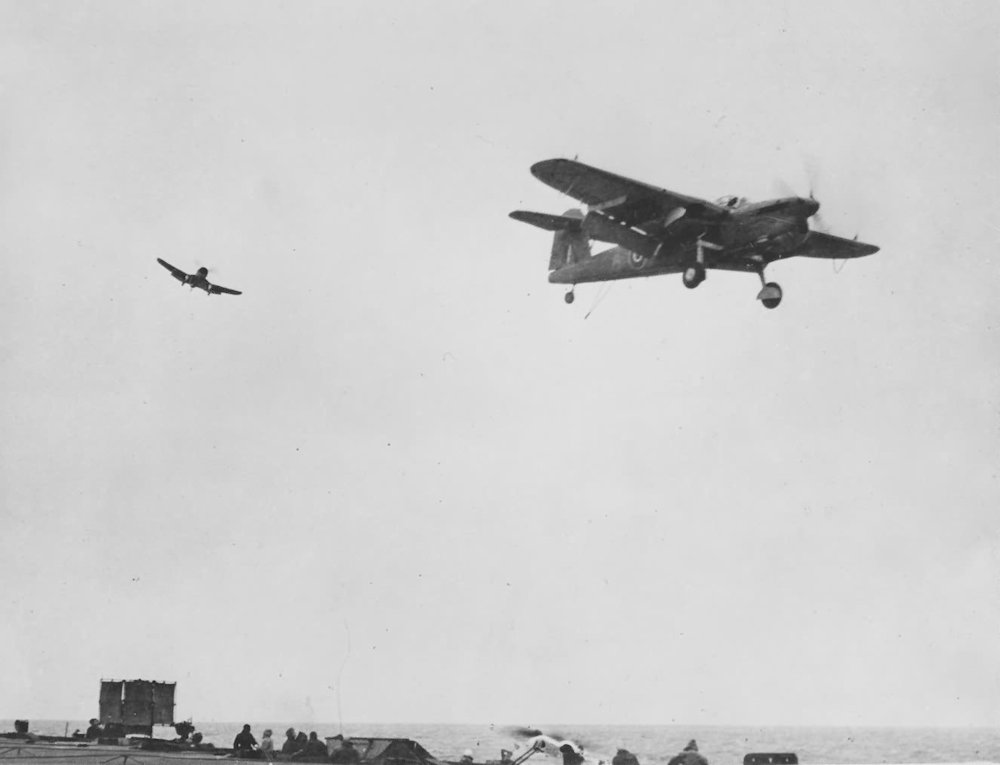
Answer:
[260,730,275,761]
[233,724,259,757]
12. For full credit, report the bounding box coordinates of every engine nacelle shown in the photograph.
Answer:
[765,220,809,253]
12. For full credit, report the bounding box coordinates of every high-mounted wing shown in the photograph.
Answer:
[156,258,188,283]
[797,231,879,259]
[530,158,730,229]
[207,282,242,296]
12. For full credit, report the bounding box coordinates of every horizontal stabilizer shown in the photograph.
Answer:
[510,210,583,232]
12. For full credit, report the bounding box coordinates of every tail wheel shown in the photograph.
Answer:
[564,289,575,304]
[683,265,706,289]
[759,282,783,309]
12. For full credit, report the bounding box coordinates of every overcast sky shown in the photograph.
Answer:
[1,1,998,729]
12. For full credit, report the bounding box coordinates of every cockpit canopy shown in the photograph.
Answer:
[715,195,747,209]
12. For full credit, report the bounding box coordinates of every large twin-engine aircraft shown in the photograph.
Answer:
[156,258,242,296]
[510,158,878,309]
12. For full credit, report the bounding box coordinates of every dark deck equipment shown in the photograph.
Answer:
[744,754,798,765]
[99,679,176,736]
[326,738,444,765]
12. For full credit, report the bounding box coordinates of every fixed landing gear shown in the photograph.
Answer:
[684,237,719,289]
[564,288,575,304]
[756,271,783,309]
[682,264,706,289]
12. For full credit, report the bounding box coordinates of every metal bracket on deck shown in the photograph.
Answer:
[0,747,46,759]
[102,755,145,765]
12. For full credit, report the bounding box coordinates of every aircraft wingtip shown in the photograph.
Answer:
[529,158,568,178]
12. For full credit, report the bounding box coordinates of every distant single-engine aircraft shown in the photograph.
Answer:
[510,158,878,308]
[156,258,242,296]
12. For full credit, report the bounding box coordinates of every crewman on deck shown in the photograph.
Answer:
[668,741,708,765]
[613,749,639,765]
[85,719,103,740]
[260,730,275,760]
[233,724,259,757]
[283,729,301,755]
[328,734,345,759]
[330,740,360,764]
[293,731,328,762]
[560,744,584,765]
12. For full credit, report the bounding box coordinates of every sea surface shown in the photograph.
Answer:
[4,722,998,765]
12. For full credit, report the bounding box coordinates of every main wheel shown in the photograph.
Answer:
[760,281,783,309]
[683,265,706,289]
[564,290,575,304]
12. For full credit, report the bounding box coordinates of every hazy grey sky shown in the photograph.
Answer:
[1,1,998,728]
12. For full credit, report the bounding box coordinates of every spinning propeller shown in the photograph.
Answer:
[773,175,829,234]
[802,156,830,233]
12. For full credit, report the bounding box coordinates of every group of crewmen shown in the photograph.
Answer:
[609,739,708,765]
[84,721,707,765]
[231,734,708,765]
[561,739,708,765]
[460,738,708,765]
[232,725,361,762]
[463,738,707,765]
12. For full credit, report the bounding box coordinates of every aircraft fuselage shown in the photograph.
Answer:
[185,269,211,291]
[549,197,817,284]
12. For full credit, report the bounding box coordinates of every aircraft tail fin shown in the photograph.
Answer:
[509,208,590,270]
[550,225,592,270]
